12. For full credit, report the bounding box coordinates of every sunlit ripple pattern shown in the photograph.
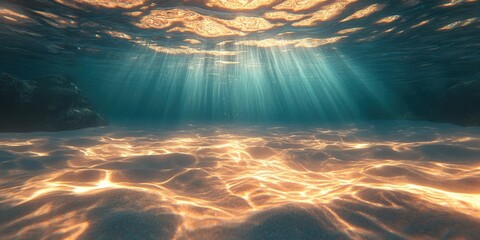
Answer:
[1,121,479,239]
[1,0,478,57]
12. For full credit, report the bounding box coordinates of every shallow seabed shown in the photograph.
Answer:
[1,121,479,240]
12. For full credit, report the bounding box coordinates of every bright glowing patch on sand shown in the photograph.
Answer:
[1,124,480,239]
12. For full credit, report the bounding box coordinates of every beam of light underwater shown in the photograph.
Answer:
[0,124,479,239]
[95,43,398,122]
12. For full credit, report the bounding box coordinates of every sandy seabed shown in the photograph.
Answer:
[1,121,479,240]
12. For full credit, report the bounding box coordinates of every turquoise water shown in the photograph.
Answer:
[1,1,479,124]
[1,0,479,239]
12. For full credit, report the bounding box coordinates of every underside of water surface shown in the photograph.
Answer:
[0,0,479,239]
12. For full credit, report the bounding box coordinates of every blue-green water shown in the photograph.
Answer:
[1,0,479,239]
[1,0,479,124]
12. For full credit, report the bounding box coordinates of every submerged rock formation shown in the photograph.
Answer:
[440,80,480,126]
[0,73,108,132]
[401,78,480,127]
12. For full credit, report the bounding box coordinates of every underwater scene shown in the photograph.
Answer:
[0,0,479,239]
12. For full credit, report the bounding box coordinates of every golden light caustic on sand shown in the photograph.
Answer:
[0,125,479,239]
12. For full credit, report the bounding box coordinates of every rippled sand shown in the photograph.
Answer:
[1,121,479,239]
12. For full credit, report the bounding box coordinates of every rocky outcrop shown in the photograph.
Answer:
[0,73,108,132]
[401,79,480,127]
[437,80,480,126]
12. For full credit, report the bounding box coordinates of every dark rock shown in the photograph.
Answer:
[401,79,480,127]
[0,73,108,132]
[440,80,480,126]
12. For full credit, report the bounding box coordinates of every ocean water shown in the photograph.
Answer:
[1,0,480,239]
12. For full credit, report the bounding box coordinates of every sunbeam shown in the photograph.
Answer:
[95,43,398,122]
[1,0,479,239]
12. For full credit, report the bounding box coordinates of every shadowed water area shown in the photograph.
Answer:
[0,0,479,239]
